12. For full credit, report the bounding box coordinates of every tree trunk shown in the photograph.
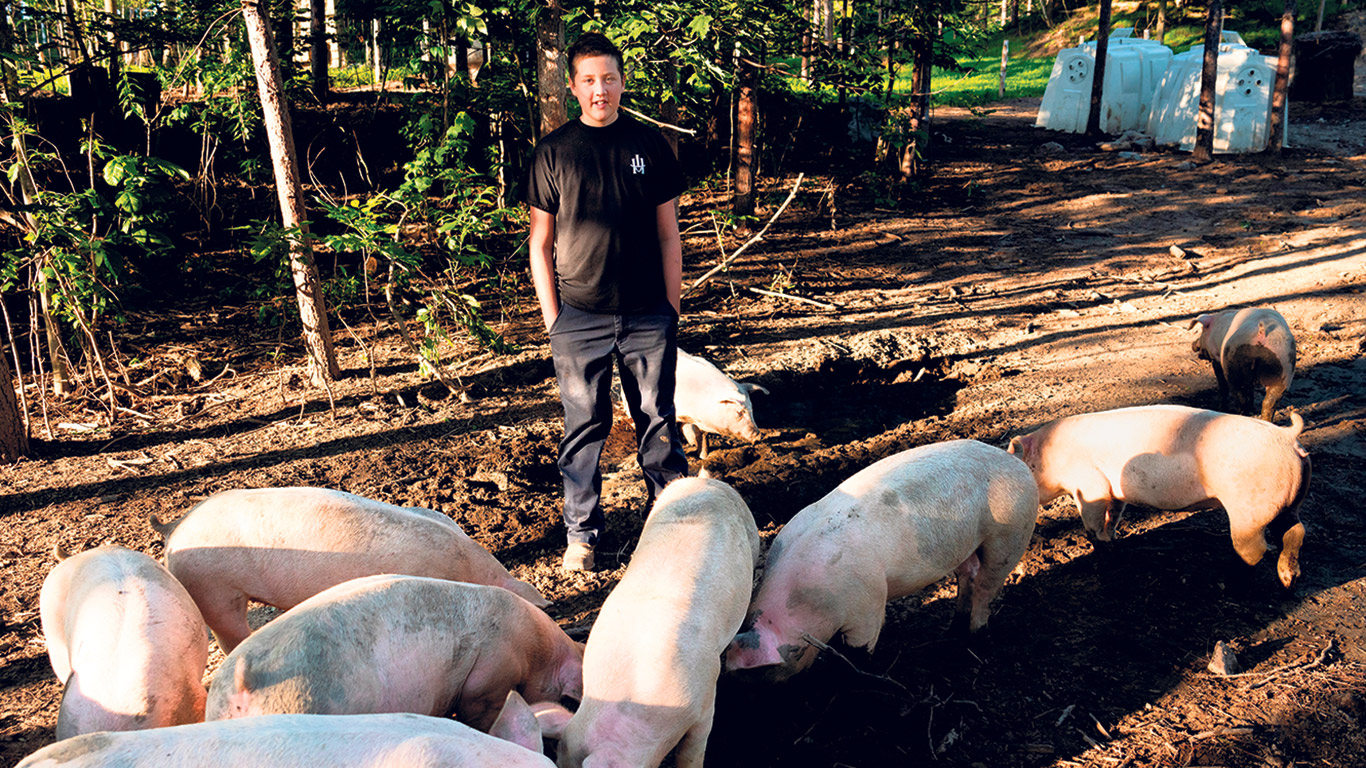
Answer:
[901,30,933,178]
[371,18,381,86]
[535,0,566,139]
[822,0,834,47]
[0,14,71,397]
[1085,0,1113,136]
[310,0,327,103]
[1191,0,1221,163]
[1156,0,1167,43]
[275,0,295,83]
[801,0,813,82]
[454,36,468,83]
[1266,0,1294,152]
[104,0,120,81]
[242,0,339,384]
[661,58,680,158]
[0,349,26,462]
[733,59,757,219]
[0,18,31,459]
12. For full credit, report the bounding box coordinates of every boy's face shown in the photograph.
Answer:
[569,54,623,127]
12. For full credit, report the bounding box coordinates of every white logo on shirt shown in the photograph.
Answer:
[630,154,646,174]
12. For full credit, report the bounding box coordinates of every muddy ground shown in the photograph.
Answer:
[2,94,1366,768]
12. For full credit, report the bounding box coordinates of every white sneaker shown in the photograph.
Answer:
[562,542,596,572]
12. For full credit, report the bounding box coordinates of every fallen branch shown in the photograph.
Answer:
[747,287,836,309]
[685,173,805,296]
[619,106,697,136]
[800,632,908,692]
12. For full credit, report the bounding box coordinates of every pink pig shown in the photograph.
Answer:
[1008,405,1310,588]
[675,350,769,457]
[545,477,760,768]
[16,693,553,767]
[724,440,1038,680]
[39,545,209,740]
[154,487,548,652]
[204,575,582,732]
[1189,307,1296,421]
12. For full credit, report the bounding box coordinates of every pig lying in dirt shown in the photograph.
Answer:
[724,440,1038,680]
[1189,307,1296,421]
[39,545,209,740]
[544,477,760,768]
[153,486,548,652]
[1007,405,1310,588]
[204,575,582,731]
[16,692,553,767]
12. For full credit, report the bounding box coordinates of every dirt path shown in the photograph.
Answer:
[2,97,1364,767]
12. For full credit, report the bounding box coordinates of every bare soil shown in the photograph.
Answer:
[3,96,1366,768]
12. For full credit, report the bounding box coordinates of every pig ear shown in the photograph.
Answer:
[529,701,574,740]
[1188,314,1213,331]
[489,691,543,752]
[741,382,770,396]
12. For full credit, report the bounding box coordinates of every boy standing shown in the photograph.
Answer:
[525,33,689,571]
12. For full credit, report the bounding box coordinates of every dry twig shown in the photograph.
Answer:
[799,632,908,692]
[686,174,805,295]
[746,287,836,309]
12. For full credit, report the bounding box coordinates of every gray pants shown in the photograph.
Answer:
[548,301,688,545]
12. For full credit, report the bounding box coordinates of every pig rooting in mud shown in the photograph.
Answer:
[724,440,1038,680]
[547,477,761,768]
[154,487,548,654]
[39,545,209,740]
[204,575,582,731]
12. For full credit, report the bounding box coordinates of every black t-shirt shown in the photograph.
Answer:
[525,114,684,314]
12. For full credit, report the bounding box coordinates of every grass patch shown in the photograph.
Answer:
[929,52,1054,107]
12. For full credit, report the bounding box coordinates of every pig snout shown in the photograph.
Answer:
[723,620,812,680]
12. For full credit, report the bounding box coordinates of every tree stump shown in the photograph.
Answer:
[1291,31,1364,102]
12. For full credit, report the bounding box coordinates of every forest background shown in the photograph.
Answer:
[0,0,1355,446]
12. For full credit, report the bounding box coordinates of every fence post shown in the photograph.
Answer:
[998,39,1009,98]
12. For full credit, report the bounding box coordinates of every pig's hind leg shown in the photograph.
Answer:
[955,533,1030,635]
[950,550,982,635]
[191,586,251,653]
[673,696,716,768]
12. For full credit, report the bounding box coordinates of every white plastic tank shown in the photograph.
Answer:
[1145,32,1285,153]
[1035,29,1174,134]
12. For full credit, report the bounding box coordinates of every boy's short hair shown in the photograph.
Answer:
[567,32,624,79]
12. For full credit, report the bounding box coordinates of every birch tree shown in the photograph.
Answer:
[242,0,340,384]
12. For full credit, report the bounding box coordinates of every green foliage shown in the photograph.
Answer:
[237,218,307,325]
[0,123,188,334]
[307,108,521,371]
